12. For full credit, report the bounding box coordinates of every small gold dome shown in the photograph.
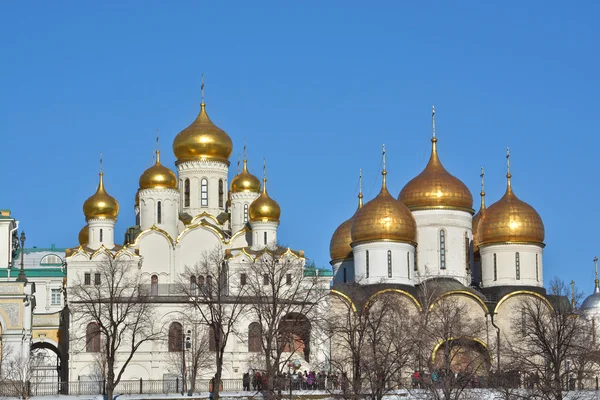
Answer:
[478,174,544,246]
[330,193,363,261]
[249,178,281,222]
[78,225,89,246]
[83,173,120,221]
[139,151,178,190]
[231,159,260,193]
[351,171,417,244]
[399,137,473,213]
[173,103,233,164]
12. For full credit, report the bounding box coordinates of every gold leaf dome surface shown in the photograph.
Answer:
[83,173,120,221]
[249,179,281,222]
[139,151,178,190]
[399,138,473,213]
[477,176,544,246]
[173,103,233,164]
[78,225,89,246]
[330,194,363,261]
[231,160,260,193]
[472,208,485,252]
[351,173,417,244]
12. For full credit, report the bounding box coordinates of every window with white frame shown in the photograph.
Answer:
[387,250,392,278]
[51,288,61,305]
[201,178,209,207]
[439,230,446,270]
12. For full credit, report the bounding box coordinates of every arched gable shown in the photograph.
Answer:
[366,288,422,312]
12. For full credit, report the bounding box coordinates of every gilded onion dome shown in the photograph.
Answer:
[330,173,364,261]
[249,177,281,222]
[352,157,417,245]
[398,107,473,213]
[477,172,544,246]
[173,102,233,164]
[231,159,261,193]
[139,150,178,190]
[83,172,120,221]
[472,167,486,252]
[78,225,89,246]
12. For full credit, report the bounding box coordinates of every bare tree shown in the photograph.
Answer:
[68,257,161,400]
[244,249,329,399]
[0,352,41,399]
[179,246,249,400]
[503,278,591,400]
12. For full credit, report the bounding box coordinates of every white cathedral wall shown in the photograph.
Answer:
[137,232,174,279]
[331,259,355,285]
[353,241,415,286]
[412,209,472,285]
[250,221,278,250]
[139,188,180,239]
[230,192,260,233]
[87,219,116,250]
[480,244,543,288]
[177,160,228,218]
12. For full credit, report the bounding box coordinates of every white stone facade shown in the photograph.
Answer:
[480,243,544,288]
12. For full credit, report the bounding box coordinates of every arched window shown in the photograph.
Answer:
[86,323,100,352]
[201,178,208,207]
[198,275,205,288]
[414,251,418,272]
[407,252,410,279]
[190,275,197,296]
[536,254,539,282]
[157,201,162,224]
[264,232,267,245]
[521,308,526,336]
[100,229,103,242]
[184,179,190,207]
[387,250,392,278]
[439,230,446,270]
[493,253,497,281]
[151,275,158,296]
[366,250,370,278]
[206,275,213,294]
[218,179,224,208]
[168,322,183,352]
[244,204,249,222]
[248,322,262,352]
[40,254,63,265]
[516,252,521,280]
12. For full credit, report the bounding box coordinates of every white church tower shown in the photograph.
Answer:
[229,145,261,233]
[82,171,119,250]
[248,161,281,250]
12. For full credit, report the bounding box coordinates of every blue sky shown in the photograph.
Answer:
[1,2,598,294]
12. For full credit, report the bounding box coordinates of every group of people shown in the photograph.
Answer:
[411,369,484,389]
[242,370,340,391]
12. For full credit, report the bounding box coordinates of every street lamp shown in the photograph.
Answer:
[16,231,27,283]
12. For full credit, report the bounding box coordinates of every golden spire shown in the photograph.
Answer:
[594,256,599,293]
[506,147,512,191]
[99,152,103,173]
[480,166,486,210]
[431,106,439,157]
[201,73,205,106]
[262,157,267,192]
[382,144,387,188]
[571,280,576,308]
[358,169,363,208]
[237,154,241,174]
[243,139,249,171]
[432,105,436,139]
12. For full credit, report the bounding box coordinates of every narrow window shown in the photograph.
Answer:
[407,252,410,279]
[516,252,520,280]
[151,275,158,296]
[440,230,446,270]
[190,275,197,296]
[218,179,224,208]
[465,232,470,271]
[263,274,269,285]
[264,232,268,245]
[521,308,526,337]
[201,178,208,207]
[94,272,101,286]
[286,273,292,285]
[206,275,213,293]
[157,201,162,224]
[84,272,91,286]
[184,179,190,207]
[244,204,249,222]
[387,250,392,278]
[248,322,262,352]
[536,254,539,282]
[99,229,103,242]
[414,251,418,272]
[343,267,347,283]
[493,253,497,281]
[198,275,205,288]
[168,322,183,351]
[86,323,101,352]
[366,250,370,278]
[51,288,61,306]
[240,273,247,286]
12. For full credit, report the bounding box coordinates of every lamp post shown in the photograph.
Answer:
[16,231,27,283]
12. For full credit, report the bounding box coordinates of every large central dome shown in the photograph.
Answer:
[399,137,473,213]
[173,102,233,164]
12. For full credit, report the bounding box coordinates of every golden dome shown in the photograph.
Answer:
[78,225,89,246]
[83,172,120,221]
[399,137,473,213]
[477,174,544,246]
[351,170,417,245]
[139,151,178,190]
[173,102,233,164]
[231,159,260,193]
[330,185,364,261]
[249,178,281,223]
